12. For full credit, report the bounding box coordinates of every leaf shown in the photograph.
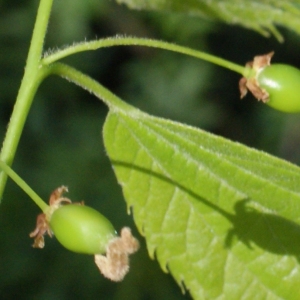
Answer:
[103,109,300,300]
[115,0,300,41]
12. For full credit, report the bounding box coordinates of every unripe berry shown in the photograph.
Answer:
[239,52,300,113]
[257,64,300,113]
[30,186,139,281]
[49,204,116,254]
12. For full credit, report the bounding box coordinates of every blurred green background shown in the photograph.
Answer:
[1,0,300,299]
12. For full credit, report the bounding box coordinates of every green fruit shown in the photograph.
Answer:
[258,64,300,113]
[49,204,116,254]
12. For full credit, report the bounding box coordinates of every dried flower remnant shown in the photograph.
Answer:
[29,213,52,248]
[239,52,274,102]
[95,227,140,281]
[29,186,72,248]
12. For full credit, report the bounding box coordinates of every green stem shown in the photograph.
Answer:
[0,0,53,200]
[0,161,48,212]
[43,36,247,75]
[48,63,136,113]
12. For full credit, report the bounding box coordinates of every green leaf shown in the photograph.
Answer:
[103,109,300,300]
[115,0,300,41]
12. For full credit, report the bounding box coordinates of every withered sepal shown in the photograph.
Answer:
[239,52,274,103]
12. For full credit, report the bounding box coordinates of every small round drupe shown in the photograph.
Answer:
[258,64,300,113]
[50,204,117,254]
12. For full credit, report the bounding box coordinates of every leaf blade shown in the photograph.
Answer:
[103,110,300,299]
[115,0,300,40]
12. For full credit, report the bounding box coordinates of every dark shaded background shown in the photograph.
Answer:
[0,0,300,299]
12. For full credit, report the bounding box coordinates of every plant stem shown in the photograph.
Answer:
[43,36,247,76]
[0,161,48,212]
[48,63,137,113]
[0,0,53,200]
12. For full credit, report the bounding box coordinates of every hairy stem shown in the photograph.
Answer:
[48,63,137,113]
[0,0,53,200]
[0,161,48,211]
[43,36,247,76]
